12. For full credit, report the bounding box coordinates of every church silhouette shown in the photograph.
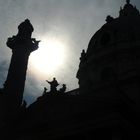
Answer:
[0,0,140,139]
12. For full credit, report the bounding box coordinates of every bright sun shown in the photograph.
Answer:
[30,38,67,76]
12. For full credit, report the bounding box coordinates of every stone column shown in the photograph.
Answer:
[4,19,39,108]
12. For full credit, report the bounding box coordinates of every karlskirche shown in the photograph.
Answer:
[1,0,140,140]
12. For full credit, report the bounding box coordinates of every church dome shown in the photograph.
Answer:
[77,0,140,98]
[86,0,140,58]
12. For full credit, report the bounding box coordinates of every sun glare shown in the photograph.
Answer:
[30,38,67,76]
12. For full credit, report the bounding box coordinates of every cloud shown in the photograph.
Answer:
[0,0,138,104]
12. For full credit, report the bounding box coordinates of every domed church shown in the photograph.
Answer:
[75,0,140,139]
[26,1,140,139]
[77,0,140,105]
[1,0,140,140]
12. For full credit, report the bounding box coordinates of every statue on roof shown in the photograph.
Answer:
[43,87,48,95]
[80,49,86,61]
[46,78,59,93]
[119,0,140,17]
[126,0,130,4]
[106,15,114,23]
[59,84,66,94]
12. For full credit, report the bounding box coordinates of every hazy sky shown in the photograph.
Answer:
[0,0,140,104]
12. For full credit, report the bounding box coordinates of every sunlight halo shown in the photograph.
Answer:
[30,37,67,76]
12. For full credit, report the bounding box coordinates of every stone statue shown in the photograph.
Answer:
[126,0,130,4]
[80,49,86,61]
[46,78,59,93]
[106,15,114,23]
[43,87,47,95]
[59,84,66,93]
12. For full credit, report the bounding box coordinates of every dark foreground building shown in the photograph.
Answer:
[0,0,140,140]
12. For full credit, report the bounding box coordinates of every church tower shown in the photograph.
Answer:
[4,19,39,107]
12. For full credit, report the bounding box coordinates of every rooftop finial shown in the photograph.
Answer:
[126,0,130,4]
